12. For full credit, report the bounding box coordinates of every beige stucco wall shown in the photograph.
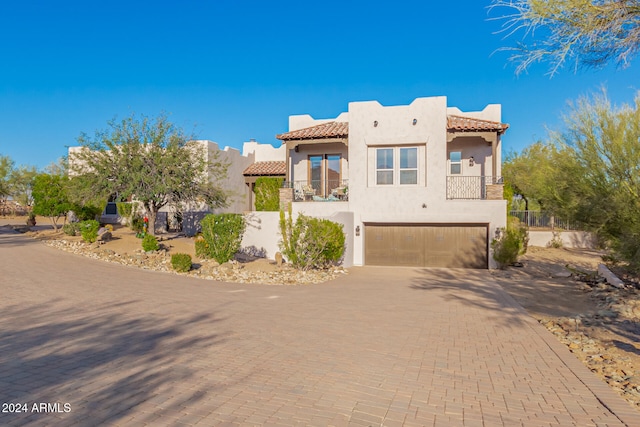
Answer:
[528,231,597,249]
[346,97,506,268]
[242,140,286,162]
[289,113,348,131]
[447,136,494,177]
[289,142,349,185]
[240,210,354,267]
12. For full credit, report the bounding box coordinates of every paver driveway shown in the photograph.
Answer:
[1,226,639,427]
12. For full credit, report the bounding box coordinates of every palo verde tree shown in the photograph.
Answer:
[502,141,579,216]
[552,91,640,267]
[491,0,640,75]
[69,113,229,235]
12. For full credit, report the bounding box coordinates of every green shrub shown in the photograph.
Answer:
[547,231,564,248]
[199,214,246,263]
[194,234,208,258]
[79,220,100,243]
[254,177,283,211]
[142,233,159,252]
[279,207,345,270]
[171,253,192,272]
[63,222,81,236]
[76,204,103,221]
[131,215,145,233]
[491,217,529,269]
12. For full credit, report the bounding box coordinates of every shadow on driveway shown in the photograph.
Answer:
[0,298,227,425]
[408,267,528,328]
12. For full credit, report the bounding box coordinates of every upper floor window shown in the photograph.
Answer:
[400,147,417,184]
[376,148,394,185]
[376,147,419,185]
[450,151,462,175]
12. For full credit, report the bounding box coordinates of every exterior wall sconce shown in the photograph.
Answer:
[412,118,417,125]
[469,156,475,167]
[355,225,361,236]
[373,121,378,127]
[422,203,427,208]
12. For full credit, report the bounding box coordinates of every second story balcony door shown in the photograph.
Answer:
[309,154,341,197]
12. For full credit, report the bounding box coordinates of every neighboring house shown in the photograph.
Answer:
[68,140,285,234]
[275,96,508,269]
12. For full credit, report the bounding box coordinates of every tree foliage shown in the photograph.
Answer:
[32,173,72,231]
[506,90,640,268]
[491,0,640,75]
[69,113,229,235]
[503,141,578,215]
[0,155,14,204]
[9,165,38,207]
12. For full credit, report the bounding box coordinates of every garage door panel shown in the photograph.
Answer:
[394,226,424,266]
[365,224,487,269]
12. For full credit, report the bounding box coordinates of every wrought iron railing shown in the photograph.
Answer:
[282,179,349,202]
[446,176,502,200]
[509,211,580,230]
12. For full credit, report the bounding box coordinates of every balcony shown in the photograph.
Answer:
[282,180,349,202]
[446,176,503,200]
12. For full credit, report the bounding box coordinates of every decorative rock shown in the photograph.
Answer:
[598,263,625,288]
[98,231,112,242]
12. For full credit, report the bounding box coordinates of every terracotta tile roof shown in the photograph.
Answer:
[447,115,509,134]
[243,161,286,176]
[276,121,349,141]
[275,116,508,141]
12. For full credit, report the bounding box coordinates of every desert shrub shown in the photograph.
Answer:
[254,177,283,211]
[75,204,103,221]
[601,253,621,267]
[79,220,100,243]
[279,207,345,270]
[547,231,564,248]
[171,253,192,272]
[199,214,246,263]
[131,215,145,233]
[491,217,529,269]
[63,222,80,236]
[194,234,208,258]
[142,233,159,252]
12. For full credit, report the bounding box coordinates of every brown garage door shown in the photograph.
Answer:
[365,224,488,268]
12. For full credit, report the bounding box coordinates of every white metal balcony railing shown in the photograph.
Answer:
[446,176,503,200]
[282,180,348,202]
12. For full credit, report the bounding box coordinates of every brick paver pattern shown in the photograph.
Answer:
[1,226,639,426]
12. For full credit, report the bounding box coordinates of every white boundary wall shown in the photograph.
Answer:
[528,231,596,249]
[240,211,354,267]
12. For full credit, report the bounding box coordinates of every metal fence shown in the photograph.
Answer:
[509,210,580,230]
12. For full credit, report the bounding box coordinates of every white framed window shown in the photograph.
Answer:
[449,151,462,175]
[375,146,419,186]
[376,148,394,185]
[399,147,418,184]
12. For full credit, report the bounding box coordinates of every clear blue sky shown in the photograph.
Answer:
[1,0,638,170]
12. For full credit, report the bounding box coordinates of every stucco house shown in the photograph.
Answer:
[69,96,507,269]
[273,96,508,269]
